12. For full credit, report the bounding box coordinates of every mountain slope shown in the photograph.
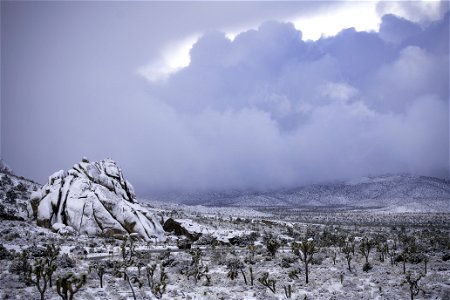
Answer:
[145,174,450,212]
[0,160,41,220]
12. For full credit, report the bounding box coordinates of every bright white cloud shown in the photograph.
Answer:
[138,34,200,82]
[376,0,448,25]
[139,0,447,83]
[291,2,380,40]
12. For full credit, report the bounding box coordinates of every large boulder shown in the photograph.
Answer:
[31,158,165,241]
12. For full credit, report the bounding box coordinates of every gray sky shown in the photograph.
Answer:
[1,1,449,194]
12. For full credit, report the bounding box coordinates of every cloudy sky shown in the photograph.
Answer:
[1,1,449,194]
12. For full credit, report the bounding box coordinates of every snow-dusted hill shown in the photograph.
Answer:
[31,158,165,241]
[0,160,41,220]
[145,174,450,212]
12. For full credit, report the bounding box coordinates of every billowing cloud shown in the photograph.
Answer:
[133,11,449,192]
[2,1,448,194]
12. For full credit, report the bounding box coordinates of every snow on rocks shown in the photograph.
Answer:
[32,158,165,241]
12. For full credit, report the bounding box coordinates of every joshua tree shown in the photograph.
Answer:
[423,255,429,275]
[113,263,142,300]
[376,242,389,262]
[27,258,53,300]
[359,237,374,264]
[264,233,281,258]
[388,246,397,266]
[401,271,424,300]
[185,248,210,285]
[147,265,168,299]
[292,238,318,284]
[227,258,250,285]
[339,272,344,284]
[56,272,87,300]
[258,272,276,293]
[13,250,31,283]
[146,264,157,288]
[288,269,300,280]
[284,284,292,298]
[246,244,257,264]
[124,272,142,300]
[341,242,353,272]
[44,243,60,287]
[89,262,106,288]
[249,266,254,286]
[121,236,136,264]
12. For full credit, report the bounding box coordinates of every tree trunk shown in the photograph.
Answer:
[305,263,309,284]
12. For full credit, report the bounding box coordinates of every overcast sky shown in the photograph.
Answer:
[1,1,449,194]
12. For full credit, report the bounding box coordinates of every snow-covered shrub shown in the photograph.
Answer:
[56,253,75,268]
[0,244,12,260]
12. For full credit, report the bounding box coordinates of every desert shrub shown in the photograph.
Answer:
[27,245,47,258]
[195,234,218,246]
[177,238,192,250]
[0,244,12,260]
[4,232,21,242]
[9,251,31,285]
[280,255,297,268]
[56,253,76,268]
[362,262,372,272]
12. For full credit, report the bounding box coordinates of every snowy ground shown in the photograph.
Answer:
[0,202,449,300]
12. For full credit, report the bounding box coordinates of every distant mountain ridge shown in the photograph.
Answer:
[144,174,450,212]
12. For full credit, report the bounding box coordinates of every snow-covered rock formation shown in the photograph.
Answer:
[31,158,165,241]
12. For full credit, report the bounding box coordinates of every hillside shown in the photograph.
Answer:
[0,160,41,220]
[145,174,450,212]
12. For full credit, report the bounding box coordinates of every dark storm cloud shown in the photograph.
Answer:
[1,2,449,193]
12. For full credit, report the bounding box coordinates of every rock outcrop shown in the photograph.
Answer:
[31,158,165,241]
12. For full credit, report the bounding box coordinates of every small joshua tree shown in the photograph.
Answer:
[423,255,429,275]
[341,242,353,272]
[284,284,292,298]
[292,238,318,284]
[288,269,300,280]
[12,250,31,284]
[376,242,389,263]
[113,262,141,300]
[359,237,373,264]
[56,272,87,300]
[149,265,168,299]
[121,236,136,264]
[401,271,424,300]
[146,264,157,288]
[388,246,397,266]
[258,272,276,293]
[27,258,52,300]
[44,243,60,287]
[265,234,281,258]
[227,258,249,285]
[246,244,257,264]
[185,248,211,285]
[89,262,106,288]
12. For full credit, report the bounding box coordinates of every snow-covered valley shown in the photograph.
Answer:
[0,159,449,299]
